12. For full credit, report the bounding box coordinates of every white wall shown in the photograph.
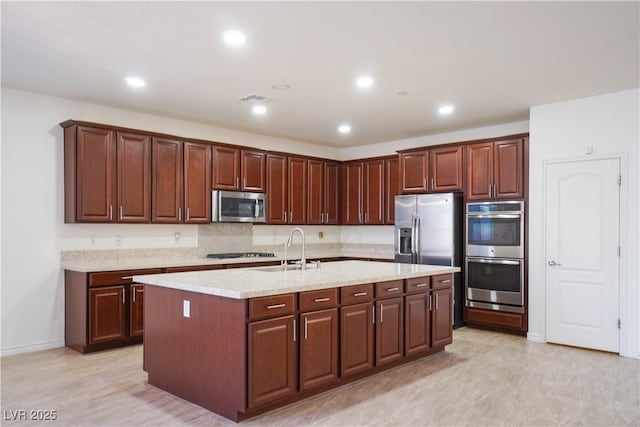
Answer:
[529,89,640,358]
[0,88,338,355]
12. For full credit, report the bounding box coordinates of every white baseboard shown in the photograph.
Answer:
[526,332,545,343]
[1,340,65,357]
[621,350,640,359]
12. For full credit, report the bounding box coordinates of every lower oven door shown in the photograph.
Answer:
[466,257,524,311]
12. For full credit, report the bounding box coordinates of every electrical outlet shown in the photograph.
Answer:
[90,236,96,246]
[174,232,181,242]
[115,235,122,247]
[318,231,324,239]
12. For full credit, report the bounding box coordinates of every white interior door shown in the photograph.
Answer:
[545,157,620,353]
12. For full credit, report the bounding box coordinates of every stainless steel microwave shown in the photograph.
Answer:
[211,190,266,223]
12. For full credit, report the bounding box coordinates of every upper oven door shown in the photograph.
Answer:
[466,212,524,258]
[212,191,266,223]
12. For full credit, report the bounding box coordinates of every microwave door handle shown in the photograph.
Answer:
[254,199,259,218]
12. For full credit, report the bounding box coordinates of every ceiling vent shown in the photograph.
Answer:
[238,94,271,103]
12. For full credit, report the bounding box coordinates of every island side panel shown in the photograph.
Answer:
[144,285,247,421]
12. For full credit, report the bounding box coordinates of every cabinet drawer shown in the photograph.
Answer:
[431,274,453,290]
[300,288,338,311]
[249,294,296,320]
[406,277,431,293]
[89,269,162,287]
[375,280,404,298]
[341,284,373,305]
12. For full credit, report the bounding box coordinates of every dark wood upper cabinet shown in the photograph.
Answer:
[405,292,430,356]
[324,162,340,224]
[242,150,266,192]
[299,308,339,391]
[67,125,117,222]
[430,146,463,192]
[363,160,384,224]
[183,142,212,223]
[266,154,287,224]
[307,160,324,225]
[340,302,374,377]
[465,138,524,201]
[341,162,364,224]
[248,315,297,408]
[129,285,144,338]
[494,138,524,199]
[212,146,240,190]
[116,132,151,223]
[288,157,308,224]
[384,157,399,225]
[431,287,453,347]
[399,151,428,193]
[152,137,183,223]
[89,286,125,344]
[375,296,404,366]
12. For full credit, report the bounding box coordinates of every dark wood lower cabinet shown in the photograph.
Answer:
[130,285,144,337]
[340,302,374,377]
[375,297,404,365]
[89,286,125,344]
[299,308,339,391]
[248,315,297,408]
[405,293,430,356]
[432,288,453,347]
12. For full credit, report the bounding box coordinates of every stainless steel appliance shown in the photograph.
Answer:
[395,193,464,328]
[211,190,266,223]
[465,201,525,313]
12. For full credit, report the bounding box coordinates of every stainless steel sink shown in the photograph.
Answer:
[254,262,320,272]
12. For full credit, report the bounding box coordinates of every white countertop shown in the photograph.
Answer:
[133,261,460,299]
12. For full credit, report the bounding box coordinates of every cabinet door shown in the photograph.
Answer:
[288,157,308,224]
[494,138,524,199]
[183,142,212,223]
[266,154,288,224]
[405,293,430,356]
[430,146,463,192]
[432,288,453,347]
[340,303,374,377]
[342,162,363,225]
[324,162,340,224]
[465,142,494,201]
[89,286,125,344]
[300,308,338,391]
[212,146,240,190]
[241,150,266,192]
[76,126,116,222]
[384,157,399,225]
[116,132,151,223]
[375,297,404,366]
[248,315,297,408]
[307,160,324,224]
[152,137,183,223]
[399,151,428,193]
[130,285,144,337]
[363,160,384,224]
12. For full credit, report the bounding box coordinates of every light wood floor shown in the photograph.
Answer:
[2,327,638,426]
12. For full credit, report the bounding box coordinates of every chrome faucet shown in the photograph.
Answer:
[286,227,306,270]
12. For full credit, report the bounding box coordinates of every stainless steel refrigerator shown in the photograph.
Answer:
[395,193,464,328]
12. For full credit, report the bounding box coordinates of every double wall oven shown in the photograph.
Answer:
[465,201,525,313]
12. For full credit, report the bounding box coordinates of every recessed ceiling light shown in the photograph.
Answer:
[272,84,291,90]
[223,30,246,47]
[355,76,373,88]
[125,77,145,88]
[438,105,455,115]
[252,105,267,115]
[338,124,351,134]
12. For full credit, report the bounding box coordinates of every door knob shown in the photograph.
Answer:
[548,260,562,266]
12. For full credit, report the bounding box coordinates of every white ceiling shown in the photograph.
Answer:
[2,2,638,147]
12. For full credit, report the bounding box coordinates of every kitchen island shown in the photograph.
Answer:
[134,261,460,422]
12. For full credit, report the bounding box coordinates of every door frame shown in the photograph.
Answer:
[542,153,628,356]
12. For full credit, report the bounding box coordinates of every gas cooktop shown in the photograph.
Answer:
[206,252,276,259]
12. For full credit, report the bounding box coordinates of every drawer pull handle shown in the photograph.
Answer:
[415,283,428,288]
[440,280,451,284]
[386,287,400,292]
[121,276,134,280]
[314,297,330,303]
[353,292,368,297]
[267,303,286,309]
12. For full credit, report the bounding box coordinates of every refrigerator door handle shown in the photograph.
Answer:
[414,215,421,263]
[410,214,417,263]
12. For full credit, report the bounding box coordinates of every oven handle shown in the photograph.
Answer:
[467,258,521,265]
[466,214,521,219]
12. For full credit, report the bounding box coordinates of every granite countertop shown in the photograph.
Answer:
[133,260,460,299]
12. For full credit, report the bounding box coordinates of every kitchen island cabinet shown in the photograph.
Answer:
[134,261,458,422]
